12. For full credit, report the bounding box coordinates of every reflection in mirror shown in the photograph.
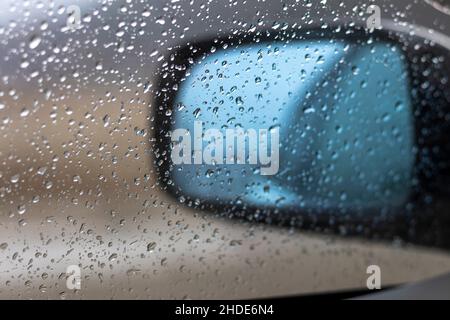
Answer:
[169,39,414,212]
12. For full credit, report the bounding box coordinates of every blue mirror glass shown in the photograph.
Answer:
[169,39,414,211]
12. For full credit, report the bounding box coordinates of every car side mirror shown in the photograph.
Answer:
[152,28,450,249]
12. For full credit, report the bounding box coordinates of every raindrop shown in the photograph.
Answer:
[193,108,201,118]
[20,108,30,117]
[10,174,20,183]
[29,35,41,49]
[108,253,118,262]
[147,242,157,252]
